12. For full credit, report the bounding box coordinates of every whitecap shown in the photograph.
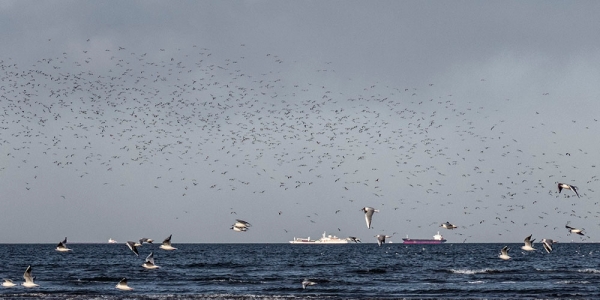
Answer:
[449,268,493,274]
[556,280,590,284]
[468,280,485,284]
[578,268,600,273]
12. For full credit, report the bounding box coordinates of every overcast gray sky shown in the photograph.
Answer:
[1,1,600,244]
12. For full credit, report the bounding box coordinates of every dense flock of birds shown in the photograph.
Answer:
[1,41,600,248]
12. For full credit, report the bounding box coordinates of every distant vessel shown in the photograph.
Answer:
[402,231,447,244]
[290,232,349,244]
[108,238,117,244]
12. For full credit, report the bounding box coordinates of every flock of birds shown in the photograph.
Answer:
[2,235,177,290]
[1,42,600,292]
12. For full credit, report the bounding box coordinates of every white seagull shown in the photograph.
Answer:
[375,234,391,246]
[142,252,160,269]
[558,183,580,198]
[22,266,38,288]
[361,207,379,229]
[126,241,139,256]
[565,225,585,236]
[541,239,556,253]
[499,246,511,260]
[231,225,247,232]
[234,219,251,228]
[302,279,317,289]
[440,221,458,230]
[159,234,177,250]
[115,278,133,290]
[521,234,536,251]
[2,279,16,287]
[55,237,72,252]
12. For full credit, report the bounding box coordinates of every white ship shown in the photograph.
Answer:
[108,238,117,243]
[289,232,349,244]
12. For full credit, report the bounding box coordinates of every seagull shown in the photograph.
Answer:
[375,234,391,246]
[558,183,580,198]
[140,238,153,244]
[55,237,72,252]
[361,207,379,229]
[159,234,177,250]
[521,234,536,251]
[499,246,511,260]
[2,279,16,287]
[346,236,361,243]
[126,241,139,256]
[135,237,154,246]
[234,219,251,228]
[115,278,133,290]
[440,221,457,229]
[541,239,556,253]
[22,266,38,288]
[302,279,317,289]
[231,225,247,232]
[142,252,160,269]
[565,225,585,236]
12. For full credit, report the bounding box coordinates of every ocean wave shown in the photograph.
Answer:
[448,268,500,274]
[578,268,600,273]
[468,280,485,284]
[555,280,591,284]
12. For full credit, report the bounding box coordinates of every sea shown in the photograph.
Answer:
[1,242,599,299]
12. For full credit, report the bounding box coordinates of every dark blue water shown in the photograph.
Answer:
[1,243,600,299]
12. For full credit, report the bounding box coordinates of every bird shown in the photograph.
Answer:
[126,241,139,256]
[115,278,133,290]
[499,246,511,260]
[541,239,556,253]
[231,225,247,232]
[521,234,536,251]
[1,278,16,287]
[142,252,160,269]
[346,236,361,243]
[55,237,72,252]
[361,207,379,229]
[140,238,154,244]
[565,225,585,236]
[231,219,251,232]
[234,219,251,228]
[375,234,391,246]
[558,183,580,198]
[440,221,458,229]
[302,279,317,289]
[22,266,38,288]
[159,234,177,250]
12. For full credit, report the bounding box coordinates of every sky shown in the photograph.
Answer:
[1,1,600,244]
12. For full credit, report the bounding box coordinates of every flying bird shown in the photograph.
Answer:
[565,225,585,236]
[115,278,133,290]
[521,234,536,251]
[1,279,16,287]
[55,237,72,252]
[346,236,361,243]
[361,207,379,229]
[499,246,511,260]
[375,234,391,246]
[22,266,38,288]
[541,239,556,253]
[126,241,139,256]
[302,279,317,289]
[231,219,251,232]
[159,234,177,250]
[142,252,160,269]
[558,183,580,198]
[440,222,457,229]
